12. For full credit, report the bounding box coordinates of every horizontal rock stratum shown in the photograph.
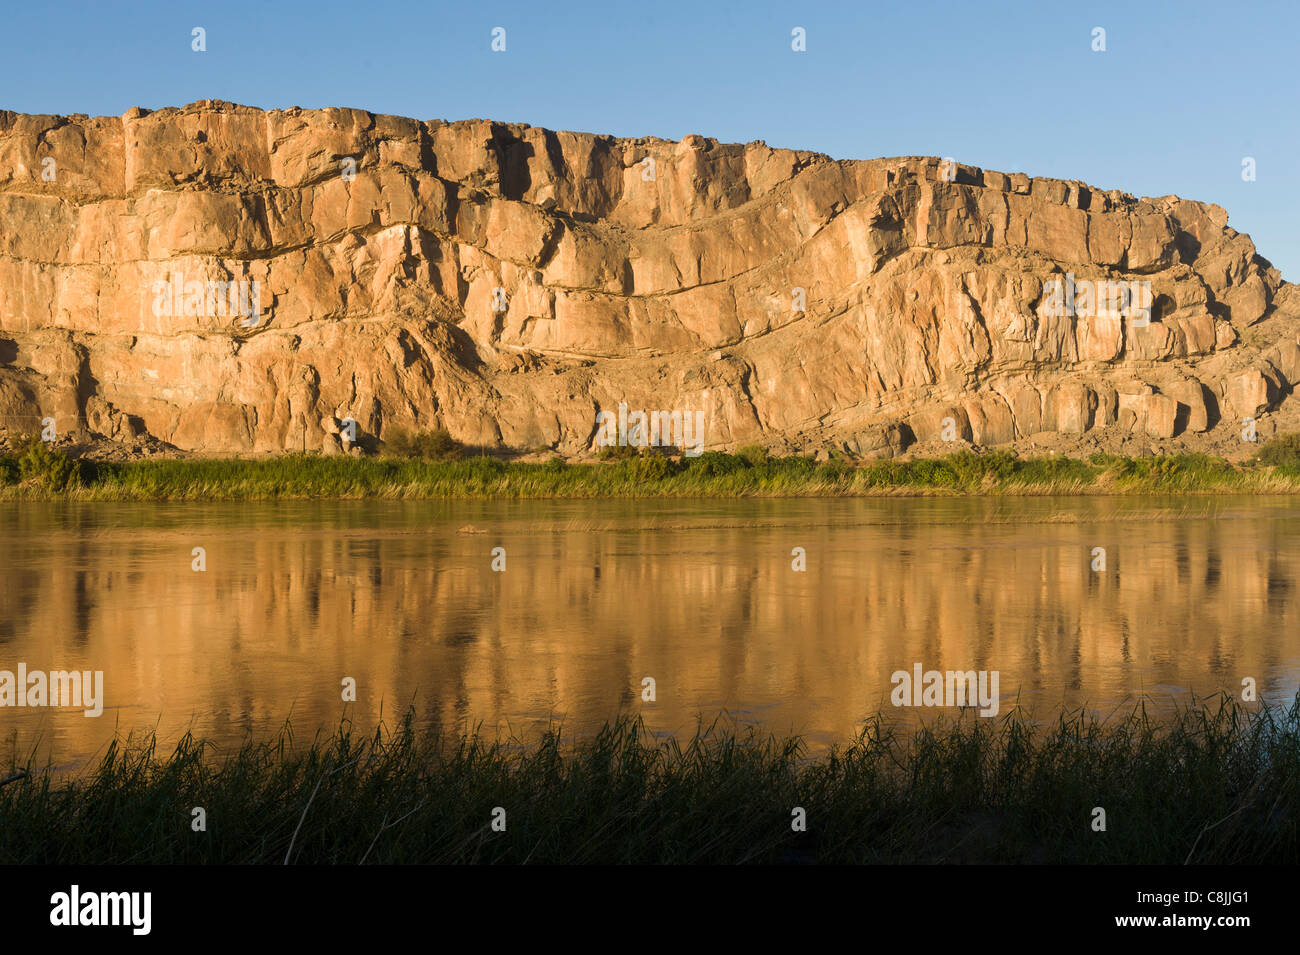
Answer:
[2,100,1299,458]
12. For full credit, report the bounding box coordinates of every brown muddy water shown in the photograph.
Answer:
[2,496,1299,768]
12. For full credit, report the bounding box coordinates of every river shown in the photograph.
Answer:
[3,496,1299,767]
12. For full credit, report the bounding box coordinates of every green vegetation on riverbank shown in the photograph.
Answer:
[5,430,1300,500]
[5,441,1300,500]
[3,694,1296,864]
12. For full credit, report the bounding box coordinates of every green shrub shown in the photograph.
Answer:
[759,454,817,476]
[902,457,956,486]
[977,448,1020,480]
[617,450,682,482]
[18,439,79,491]
[944,450,989,485]
[465,456,506,478]
[384,426,464,461]
[686,451,748,478]
[597,443,638,461]
[735,444,768,466]
[383,427,416,457]
[1256,433,1300,468]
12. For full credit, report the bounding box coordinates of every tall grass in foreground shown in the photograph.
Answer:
[4,446,1300,500]
[3,694,1296,863]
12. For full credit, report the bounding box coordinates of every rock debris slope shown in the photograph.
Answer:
[1,100,1298,458]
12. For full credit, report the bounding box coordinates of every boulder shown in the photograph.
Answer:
[1227,368,1275,419]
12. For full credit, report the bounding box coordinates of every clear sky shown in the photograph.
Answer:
[3,0,1297,278]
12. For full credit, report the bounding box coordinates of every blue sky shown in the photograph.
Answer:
[3,0,1297,277]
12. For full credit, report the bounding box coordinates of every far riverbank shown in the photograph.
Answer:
[6,440,1300,501]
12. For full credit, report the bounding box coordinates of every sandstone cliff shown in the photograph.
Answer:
[2,100,1298,459]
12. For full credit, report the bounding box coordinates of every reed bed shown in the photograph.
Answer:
[3,694,1296,864]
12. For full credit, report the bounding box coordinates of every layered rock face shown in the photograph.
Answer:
[1,100,1297,458]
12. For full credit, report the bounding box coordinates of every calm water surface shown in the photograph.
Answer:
[3,496,1300,766]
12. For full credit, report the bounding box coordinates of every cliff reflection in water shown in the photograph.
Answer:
[3,497,1299,766]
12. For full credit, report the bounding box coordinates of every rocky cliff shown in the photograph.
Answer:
[2,100,1298,459]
